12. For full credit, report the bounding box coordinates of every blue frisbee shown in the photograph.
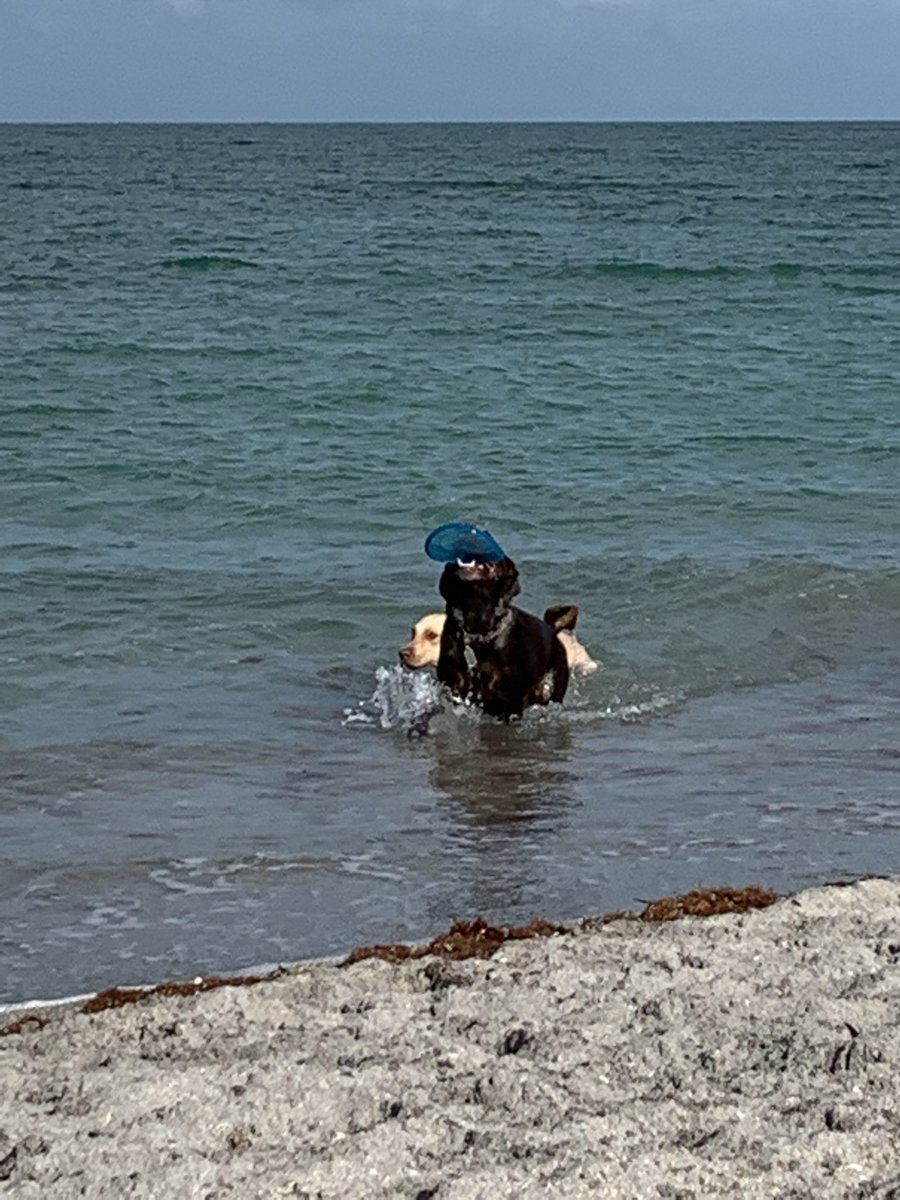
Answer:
[424,521,506,564]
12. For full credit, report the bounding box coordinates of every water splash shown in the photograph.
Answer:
[344,662,685,733]
[343,665,444,732]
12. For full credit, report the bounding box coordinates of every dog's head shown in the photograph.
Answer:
[438,556,520,635]
[399,612,446,670]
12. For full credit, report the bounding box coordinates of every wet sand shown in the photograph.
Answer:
[3,877,900,1198]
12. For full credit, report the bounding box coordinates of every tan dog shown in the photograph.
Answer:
[399,605,599,675]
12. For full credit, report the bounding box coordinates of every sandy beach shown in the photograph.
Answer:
[3,876,900,1198]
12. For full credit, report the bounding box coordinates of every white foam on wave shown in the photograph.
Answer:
[598,690,686,723]
[562,677,686,725]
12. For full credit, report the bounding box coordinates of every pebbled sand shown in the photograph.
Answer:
[3,877,900,1199]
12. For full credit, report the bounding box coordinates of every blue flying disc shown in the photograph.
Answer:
[424,521,506,564]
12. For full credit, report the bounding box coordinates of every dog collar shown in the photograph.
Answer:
[465,608,514,649]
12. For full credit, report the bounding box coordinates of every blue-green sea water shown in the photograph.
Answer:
[2,122,900,1004]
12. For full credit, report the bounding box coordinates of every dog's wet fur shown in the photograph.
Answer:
[431,556,571,720]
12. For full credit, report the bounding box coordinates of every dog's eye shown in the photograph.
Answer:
[426,630,439,641]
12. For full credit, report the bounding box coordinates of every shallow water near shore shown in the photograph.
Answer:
[2,121,900,1003]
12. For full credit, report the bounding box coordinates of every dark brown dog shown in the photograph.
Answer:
[436,556,570,719]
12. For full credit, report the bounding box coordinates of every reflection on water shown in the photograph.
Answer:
[424,713,578,919]
[429,715,576,830]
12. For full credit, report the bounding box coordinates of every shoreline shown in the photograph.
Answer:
[0,883,779,1025]
[3,875,900,1196]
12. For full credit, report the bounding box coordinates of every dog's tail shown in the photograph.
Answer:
[543,604,578,632]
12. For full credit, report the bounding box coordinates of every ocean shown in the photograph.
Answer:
[2,121,899,1005]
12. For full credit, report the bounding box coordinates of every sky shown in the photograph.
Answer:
[3,0,900,123]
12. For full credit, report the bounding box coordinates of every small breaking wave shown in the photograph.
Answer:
[575,689,686,725]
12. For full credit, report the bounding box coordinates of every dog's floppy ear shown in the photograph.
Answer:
[544,604,579,632]
[497,555,521,602]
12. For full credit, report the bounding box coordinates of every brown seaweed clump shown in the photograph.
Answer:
[638,885,779,923]
[344,886,780,967]
[342,917,568,967]
[0,970,284,1038]
[79,970,285,1015]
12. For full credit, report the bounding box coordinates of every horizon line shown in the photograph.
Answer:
[2,116,899,127]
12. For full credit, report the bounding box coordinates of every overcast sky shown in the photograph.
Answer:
[3,0,899,123]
